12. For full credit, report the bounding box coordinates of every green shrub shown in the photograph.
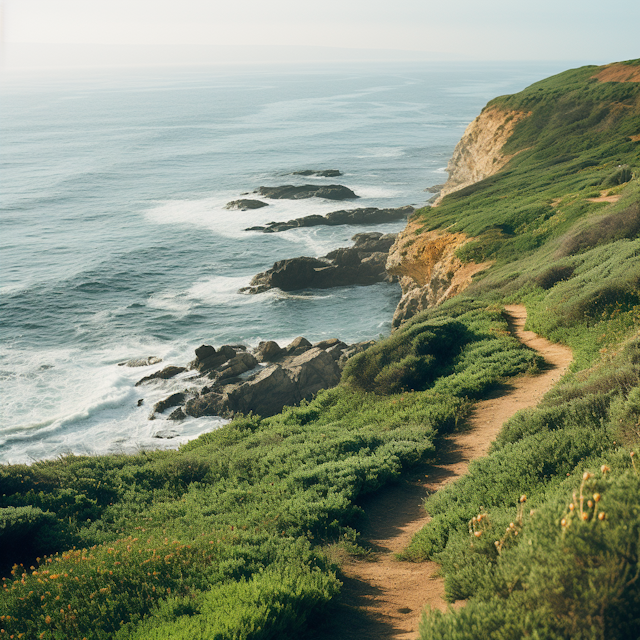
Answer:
[534,264,575,289]
[419,468,640,640]
[0,506,69,574]
[557,201,640,257]
[602,164,633,186]
[342,318,468,394]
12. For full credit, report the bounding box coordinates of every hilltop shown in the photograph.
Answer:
[1,60,638,639]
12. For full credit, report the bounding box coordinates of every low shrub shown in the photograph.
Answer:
[419,467,640,640]
[534,264,575,289]
[557,201,640,257]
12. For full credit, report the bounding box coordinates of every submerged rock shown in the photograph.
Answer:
[291,169,342,177]
[153,428,180,438]
[224,199,269,211]
[119,356,162,367]
[256,184,358,200]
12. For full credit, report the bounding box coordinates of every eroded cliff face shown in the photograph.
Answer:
[386,220,492,328]
[433,107,530,204]
[387,107,528,327]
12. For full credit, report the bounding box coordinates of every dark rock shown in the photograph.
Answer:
[352,232,398,254]
[240,232,399,294]
[313,338,343,350]
[224,199,269,211]
[425,184,445,193]
[119,356,162,367]
[168,408,186,421]
[287,348,341,399]
[192,345,237,372]
[242,257,329,293]
[285,336,312,356]
[213,352,259,381]
[246,206,413,233]
[185,347,341,419]
[184,391,226,419]
[292,169,342,177]
[135,366,187,387]
[326,343,348,361]
[195,345,216,360]
[256,184,358,201]
[137,399,144,406]
[338,340,376,368]
[255,341,283,362]
[152,392,186,415]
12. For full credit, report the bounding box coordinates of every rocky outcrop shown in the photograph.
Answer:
[186,347,341,419]
[386,220,492,328]
[152,392,187,416]
[292,169,342,177]
[224,199,269,211]
[145,336,374,421]
[135,366,186,386]
[245,205,413,232]
[240,232,397,294]
[433,107,530,205]
[256,184,358,200]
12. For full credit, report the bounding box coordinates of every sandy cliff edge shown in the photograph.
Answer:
[388,107,529,327]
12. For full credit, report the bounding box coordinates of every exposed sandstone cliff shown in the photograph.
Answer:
[386,220,492,328]
[387,107,529,326]
[433,107,530,204]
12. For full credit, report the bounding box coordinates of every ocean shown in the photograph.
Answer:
[0,60,569,464]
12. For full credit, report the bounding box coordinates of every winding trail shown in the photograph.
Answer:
[314,305,573,640]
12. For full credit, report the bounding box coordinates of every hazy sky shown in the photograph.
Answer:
[2,0,639,68]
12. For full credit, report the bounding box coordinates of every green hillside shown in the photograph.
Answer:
[1,61,639,639]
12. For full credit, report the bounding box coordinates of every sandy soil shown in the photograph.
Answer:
[587,190,622,203]
[312,304,573,640]
[592,63,640,83]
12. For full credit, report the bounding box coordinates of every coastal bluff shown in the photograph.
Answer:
[387,106,531,327]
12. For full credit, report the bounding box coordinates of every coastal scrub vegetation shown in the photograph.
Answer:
[1,60,640,639]
[0,305,538,639]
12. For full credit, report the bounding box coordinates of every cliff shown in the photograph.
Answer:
[387,107,527,326]
[386,221,492,328]
[433,107,530,205]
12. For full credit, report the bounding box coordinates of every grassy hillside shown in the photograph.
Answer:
[1,60,639,639]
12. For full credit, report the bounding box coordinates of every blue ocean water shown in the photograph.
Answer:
[0,61,568,464]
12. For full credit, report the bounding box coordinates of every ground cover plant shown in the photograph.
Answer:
[1,59,639,639]
[0,305,540,639]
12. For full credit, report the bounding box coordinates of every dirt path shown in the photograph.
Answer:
[314,305,573,640]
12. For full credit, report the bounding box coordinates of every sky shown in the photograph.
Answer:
[2,0,639,69]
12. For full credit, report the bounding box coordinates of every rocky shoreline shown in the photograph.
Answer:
[127,170,452,434]
[132,335,375,435]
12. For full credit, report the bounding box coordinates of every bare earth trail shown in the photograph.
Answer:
[313,305,573,640]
